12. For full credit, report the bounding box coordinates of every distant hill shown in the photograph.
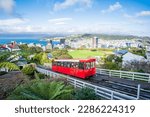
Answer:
[81,33,150,40]
[0,33,67,39]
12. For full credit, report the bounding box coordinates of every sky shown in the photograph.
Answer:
[0,0,150,36]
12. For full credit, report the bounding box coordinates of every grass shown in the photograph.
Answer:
[68,49,113,59]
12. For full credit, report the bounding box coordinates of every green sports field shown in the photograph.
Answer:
[68,49,113,59]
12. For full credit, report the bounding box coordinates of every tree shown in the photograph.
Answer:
[7,80,74,100]
[102,62,120,70]
[0,52,11,62]
[19,44,29,51]
[101,54,122,70]
[129,47,146,57]
[123,60,150,73]
[29,46,43,53]
[51,50,62,58]
[51,49,71,59]
[105,54,122,63]
[58,54,73,59]
[45,49,52,53]
[65,45,71,49]
[22,64,36,76]
[32,52,51,65]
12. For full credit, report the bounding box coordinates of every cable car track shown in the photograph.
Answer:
[60,73,150,99]
[86,75,150,100]
[37,66,150,100]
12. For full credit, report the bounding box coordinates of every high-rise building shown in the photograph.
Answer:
[91,37,99,48]
[60,39,65,45]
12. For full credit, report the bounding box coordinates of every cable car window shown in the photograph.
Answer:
[86,62,91,69]
[93,62,95,68]
[79,62,84,69]
[61,62,63,66]
[74,62,79,68]
[63,62,65,67]
[59,62,61,66]
[67,62,71,68]
[73,62,75,68]
[90,62,93,68]
[63,62,67,67]
[57,62,60,66]
[66,62,68,67]
[71,62,74,68]
[76,63,79,68]
[91,62,95,68]
[73,62,76,68]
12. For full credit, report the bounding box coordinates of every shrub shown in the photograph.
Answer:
[73,87,100,100]
[7,80,74,100]
[58,54,73,59]
[102,62,120,70]
[22,64,36,76]
[0,71,27,99]
[37,73,45,79]
[90,49,97,51]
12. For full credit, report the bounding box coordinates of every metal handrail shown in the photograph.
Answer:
[96,68,150,83]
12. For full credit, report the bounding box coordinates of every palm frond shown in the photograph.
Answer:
[0,62,19,71]
[7,80,74,100]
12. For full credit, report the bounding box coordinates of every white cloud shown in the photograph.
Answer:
[136,11,150,17]
[123,13,133,18]
[101,2,122,13]
[55,22,67,25]
[124,11,150,19]
[0,0,15,13]
[48,18,72,25]
[48,18,72,22]
[123,12,148,25]
[0,18,29,26]
[0,22,149,36]
[53,0,92,11]
[0,25,48,33]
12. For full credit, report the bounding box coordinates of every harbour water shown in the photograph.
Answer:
[0,39,47,46]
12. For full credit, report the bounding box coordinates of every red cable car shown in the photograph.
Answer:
[52,58,96,79]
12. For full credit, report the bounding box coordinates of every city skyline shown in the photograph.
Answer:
[0,0,150,36]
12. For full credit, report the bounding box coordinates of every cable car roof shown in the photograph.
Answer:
[54,58,95,62]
